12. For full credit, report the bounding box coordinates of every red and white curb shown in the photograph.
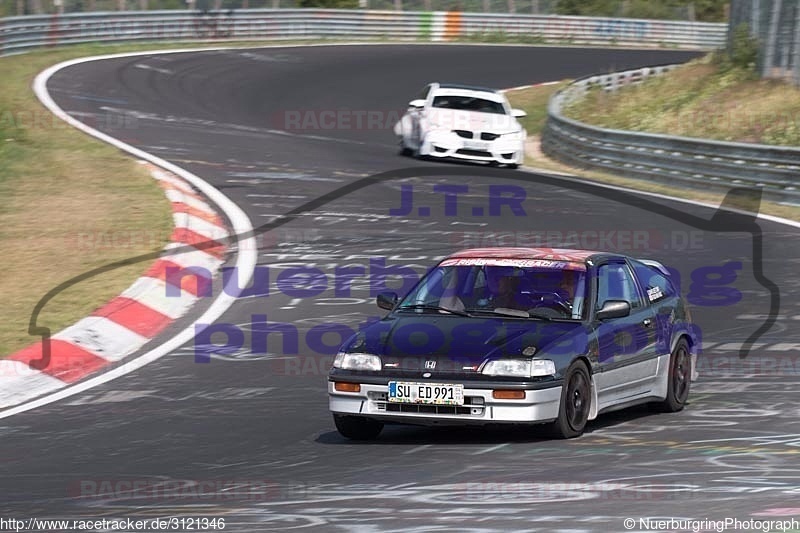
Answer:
[0,163,230,409]
[0,49,257,420]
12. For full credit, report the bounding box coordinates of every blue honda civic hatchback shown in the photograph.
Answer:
[328,247,699,440]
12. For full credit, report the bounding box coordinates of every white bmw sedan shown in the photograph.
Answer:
[393,83,527,168]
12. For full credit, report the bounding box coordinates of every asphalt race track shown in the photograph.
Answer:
[3,45,800,532]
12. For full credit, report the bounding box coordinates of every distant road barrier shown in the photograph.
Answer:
[542,65,800,202]
[0,9,726,55]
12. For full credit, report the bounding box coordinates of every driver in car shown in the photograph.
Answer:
[493,274,525,310]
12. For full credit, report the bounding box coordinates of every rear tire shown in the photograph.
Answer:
[333,414,383,440]
[548,361,591,439]
[652,339,691,413]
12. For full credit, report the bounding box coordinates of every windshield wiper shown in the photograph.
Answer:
[469,308,534,319]
[396,304,472,317]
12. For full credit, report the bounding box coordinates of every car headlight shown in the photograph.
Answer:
[500,129,525,140]
[482,359,556,378]
[333,352,382,371]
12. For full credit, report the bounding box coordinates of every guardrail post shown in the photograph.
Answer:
[28,0,44,14]
[763,0,781,78]
[793,1,800,85]
[751,0,760,37]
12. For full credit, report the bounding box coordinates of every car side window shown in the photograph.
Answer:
[631,260,676,304]
[596,263,642,310]
[415,85,431,102]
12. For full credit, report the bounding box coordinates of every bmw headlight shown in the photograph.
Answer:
[500,129,525,140]
[482,359,556,378]
[333,352,382,371]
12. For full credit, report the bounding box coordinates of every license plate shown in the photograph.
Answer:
[463,140,489,150]
[388,381,464,405]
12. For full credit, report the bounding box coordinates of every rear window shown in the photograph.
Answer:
[631,260,676,304]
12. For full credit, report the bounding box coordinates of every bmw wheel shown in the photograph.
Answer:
[399,139,413,157]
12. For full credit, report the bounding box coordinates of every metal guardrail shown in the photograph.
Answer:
[542,65,800,202]
[0,10,726,55]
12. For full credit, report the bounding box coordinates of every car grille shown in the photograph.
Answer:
[370,392,486,417]
[454,130,473,139]
[480,132,500,141]
[456,149,493,157]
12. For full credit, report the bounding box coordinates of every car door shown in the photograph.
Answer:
[592,260,659,407]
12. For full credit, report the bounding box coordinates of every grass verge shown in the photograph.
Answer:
[0,38,363,357]
[505,65,800,222]
[0,46,175,356]
[563,55,800,146]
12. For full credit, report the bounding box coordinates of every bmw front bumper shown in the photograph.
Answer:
[420,130,524,165]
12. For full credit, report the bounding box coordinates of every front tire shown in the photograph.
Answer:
[652,339,691,413]
[548,361,591,439]
[398,138,413,157]
[333,414,383,440]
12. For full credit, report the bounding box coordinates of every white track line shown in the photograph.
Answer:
[0,49,258,420]
[3,44,798,419]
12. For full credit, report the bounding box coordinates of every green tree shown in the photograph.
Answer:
[555,0,728,22]
[297,0,358,6]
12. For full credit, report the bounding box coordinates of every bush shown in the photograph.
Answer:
[728,22,759,71]
[297,0,359,6]
[555,0,728,22]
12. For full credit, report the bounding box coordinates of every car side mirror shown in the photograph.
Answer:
[377,291,399,310]
[511,108,527,118]
[596,300,631,320]
[408,99,426,109]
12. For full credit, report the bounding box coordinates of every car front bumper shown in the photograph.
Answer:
[328,380,562,426]
[420,130,524,165]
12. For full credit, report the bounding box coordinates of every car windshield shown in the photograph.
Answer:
[431,95,507,115]
[397,260,587,320]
